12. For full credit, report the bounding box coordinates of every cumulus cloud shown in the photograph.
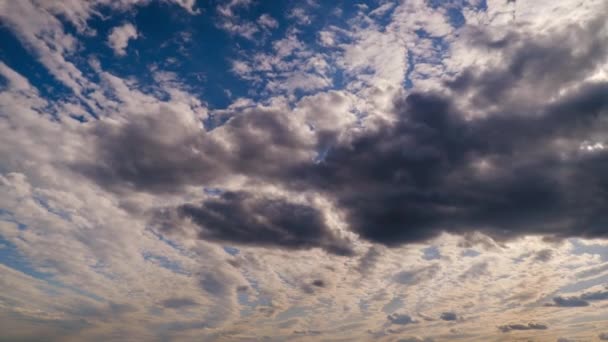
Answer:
[107,23,138,56]
[154,191,353,256]
[258,14,278,29]
[77,9,608,251]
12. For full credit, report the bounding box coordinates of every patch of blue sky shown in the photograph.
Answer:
[142,252,190,275]
[472,0,489,11]
[33,195,72,221]
[446,7,466,28]
[203,112,234,131]
[462,249,481,257]
[146,227,193,258]
[570,238,608,262]
[0,209,27,231]
[238,277,272,317]
[0,27,74,105]
[222,246,239,256]
[557,272,608,295]
[0,211,104,301]
[0,236,53,281]
[427,0,488,12]
[0,236,104,302]
[204,187,225,196]
[313,146,330,164]
[421,245,441,260]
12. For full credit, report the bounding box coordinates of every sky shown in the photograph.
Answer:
[1,0,608,341]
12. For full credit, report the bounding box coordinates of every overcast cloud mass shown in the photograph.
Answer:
[1,0,608,341]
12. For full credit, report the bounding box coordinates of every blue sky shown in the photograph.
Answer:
[1,0,608,341]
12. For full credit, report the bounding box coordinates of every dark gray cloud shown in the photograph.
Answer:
[76,106,314,194]
[311,279,325,287]
[302,279,328,294]
[549,289,608,307]
[155,191,353,256]
[78,11,608,252]
[498,323,548,333]
[550,296,590,307]
[160,297,199,309]
[440,312,457,321]
[290,80,608,245]
[387,313,415,325]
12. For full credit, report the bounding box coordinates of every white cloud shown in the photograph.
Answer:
[107,23,138,57]
[258,13,278,29]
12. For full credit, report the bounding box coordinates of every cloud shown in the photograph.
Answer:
[160,297,199,309]
[533,249,554,262]
[393,264,440,285]
[154,191,353,256]
[549,289,608,307]
[551,296,590,307]
[398,338,434,342]
[356,246,383,274]
[45,0,608,256]
[498,323,548,332]
[107,23,138,56]
[258,14,278,29]
[440,312,458,321]
[387,313,416,325]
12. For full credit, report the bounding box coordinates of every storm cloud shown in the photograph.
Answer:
[77,10,608,252]
[154,191,353,256]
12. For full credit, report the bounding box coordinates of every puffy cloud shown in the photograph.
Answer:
[257,14,278,29]
[154,191,354,256]
[107,23,138,56]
